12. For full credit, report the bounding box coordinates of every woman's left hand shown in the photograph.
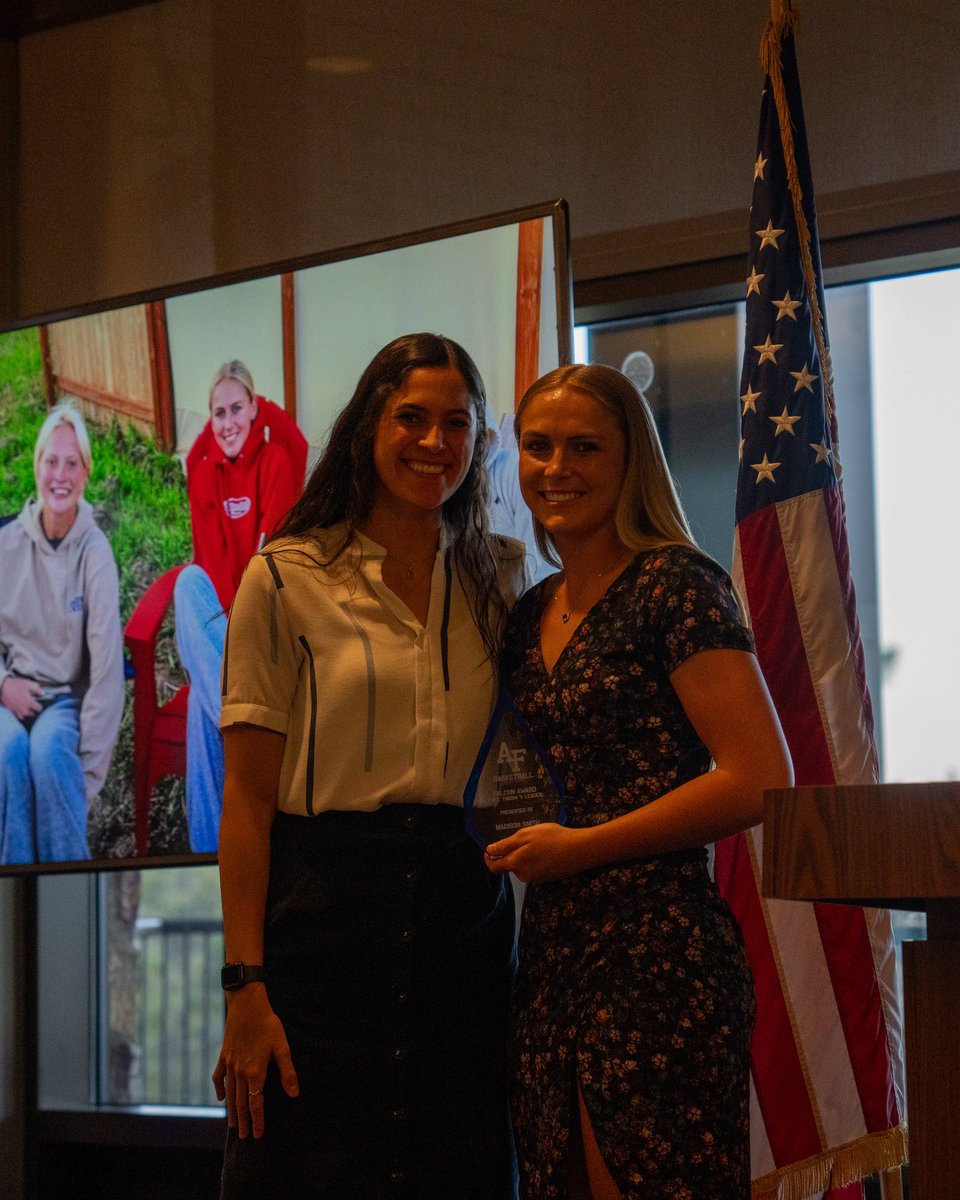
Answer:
[0,676,43,721]
[484,823,593,885]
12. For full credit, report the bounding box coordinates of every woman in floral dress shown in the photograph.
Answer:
[485,364,792,1200]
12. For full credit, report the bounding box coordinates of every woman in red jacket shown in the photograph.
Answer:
[175,360,305,852]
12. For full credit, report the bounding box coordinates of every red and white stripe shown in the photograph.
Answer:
[716,488,906,1198]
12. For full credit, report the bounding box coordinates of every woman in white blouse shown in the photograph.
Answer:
[213,334,525,1200]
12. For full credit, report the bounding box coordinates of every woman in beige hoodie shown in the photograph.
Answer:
[0,403,123,865]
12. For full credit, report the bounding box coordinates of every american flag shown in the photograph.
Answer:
[713,5,908,1198]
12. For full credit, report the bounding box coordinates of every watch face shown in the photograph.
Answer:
[221,962,264,990]
[221,963,244,991]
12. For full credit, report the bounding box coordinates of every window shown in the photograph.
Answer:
[105,867,223,1107]
[576,266,960,794]
[36,866,223,1112]
[869,269,960,784]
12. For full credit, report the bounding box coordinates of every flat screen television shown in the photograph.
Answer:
[0,200,573,875]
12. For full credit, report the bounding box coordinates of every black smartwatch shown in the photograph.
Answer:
[221,962,266,991]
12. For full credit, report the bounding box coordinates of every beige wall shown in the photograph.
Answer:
[159,214,557,455]
[10,0,960,321]
[166,271,285,453]
[291,223,523,445]
[0,7,956,1192]
[1,37,17,325]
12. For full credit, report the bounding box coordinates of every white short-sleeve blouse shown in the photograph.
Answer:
[220,526,525,815]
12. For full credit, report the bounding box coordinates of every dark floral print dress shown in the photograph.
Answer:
[501,545,757,1200]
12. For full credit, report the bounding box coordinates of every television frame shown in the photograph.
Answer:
[0,198,573,876]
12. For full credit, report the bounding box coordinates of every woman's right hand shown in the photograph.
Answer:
[0,676,43,720]
[213,984,300,1139]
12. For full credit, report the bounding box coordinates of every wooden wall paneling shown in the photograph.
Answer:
[514,218,543,410]
[903,934,960,1197]
[763,782,960,908]
[281,271,297,420]
[46,306,156,433]
[764,783,960,1200]
[37,323,56,409]
[146,300,175,451]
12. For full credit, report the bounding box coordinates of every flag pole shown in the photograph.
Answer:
[717,3,909,1195]
[760,0,837,449]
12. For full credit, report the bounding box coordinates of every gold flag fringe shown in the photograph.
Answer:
[751,1125,909,1200]
[758,0,840,480]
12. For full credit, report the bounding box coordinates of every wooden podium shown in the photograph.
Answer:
[763,782,960,1200]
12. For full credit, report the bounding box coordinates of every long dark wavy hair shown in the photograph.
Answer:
[272,332,512,661]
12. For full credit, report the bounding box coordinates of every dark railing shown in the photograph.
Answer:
[135,916,225,1107]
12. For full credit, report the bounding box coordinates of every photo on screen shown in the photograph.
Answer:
[0,201,572,875]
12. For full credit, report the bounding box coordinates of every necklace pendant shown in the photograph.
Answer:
[561,612,570,623]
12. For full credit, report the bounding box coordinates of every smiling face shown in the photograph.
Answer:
[371,365,477,522]
[210,378,258,458]
[36,422,89,538]
[517,386,628,548]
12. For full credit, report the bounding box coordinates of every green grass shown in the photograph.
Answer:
[0,329,47,505]
[0,327,194,857]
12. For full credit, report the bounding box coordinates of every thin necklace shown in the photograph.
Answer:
[384,547,439,579]
[553,555,630,623]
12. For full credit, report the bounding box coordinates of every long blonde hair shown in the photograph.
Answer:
[515,363,696,564]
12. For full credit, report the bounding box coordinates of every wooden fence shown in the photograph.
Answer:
[40,300,175,449]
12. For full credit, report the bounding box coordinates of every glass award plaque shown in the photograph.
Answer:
[464,690,566,850]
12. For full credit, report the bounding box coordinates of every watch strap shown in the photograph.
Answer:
[221,962,266,991]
